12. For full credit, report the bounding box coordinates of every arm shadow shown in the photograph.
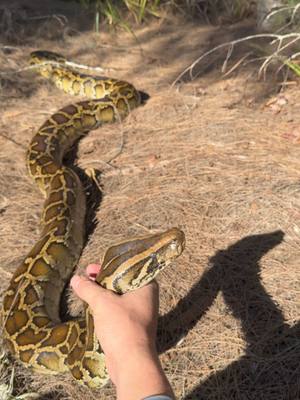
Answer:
[159,230,299,399]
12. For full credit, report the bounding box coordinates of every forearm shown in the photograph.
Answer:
[107,345,174,400]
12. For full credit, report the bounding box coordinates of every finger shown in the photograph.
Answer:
[133,280,159,295]
[70,275,106,308]
[143,280,159,297]
[125,280,159,304]
[86,263,101,279]
[146,280,159,308]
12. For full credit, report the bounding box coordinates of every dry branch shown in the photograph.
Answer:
[172,33,300,85]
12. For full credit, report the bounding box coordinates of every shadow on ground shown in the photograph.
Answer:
[158,231,300,400]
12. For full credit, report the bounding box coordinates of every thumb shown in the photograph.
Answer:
[71,275,106,308]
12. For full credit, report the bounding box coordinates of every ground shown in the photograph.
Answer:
[0,1,299,399]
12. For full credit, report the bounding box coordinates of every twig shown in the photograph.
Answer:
[26,14,68,26]
[223,52,252,78]
[258,35,300,79]
[105,115,125,165]
[172,33,300,86]
[0,133,26,149]
[264,3,300,33]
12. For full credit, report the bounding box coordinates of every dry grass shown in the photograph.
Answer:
[0,1,300,399]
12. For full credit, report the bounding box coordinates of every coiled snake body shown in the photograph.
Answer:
[2,51,185,387]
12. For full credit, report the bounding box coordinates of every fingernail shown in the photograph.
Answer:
[86,264,101,280]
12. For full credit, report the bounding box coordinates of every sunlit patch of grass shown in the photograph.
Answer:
[76,0,255,29]
[78,0,161,31]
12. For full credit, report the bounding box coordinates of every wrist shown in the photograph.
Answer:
[106,341,156,383]
[107,345,173,400]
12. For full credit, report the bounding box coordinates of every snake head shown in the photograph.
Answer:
[95,228,185,294]
[30,50,66,65]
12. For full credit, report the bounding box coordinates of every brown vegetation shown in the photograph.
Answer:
[0,1,299,399]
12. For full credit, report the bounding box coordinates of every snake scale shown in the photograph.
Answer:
[1,51,185,387]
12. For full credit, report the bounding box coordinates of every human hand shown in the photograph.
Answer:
[71,264,173,400]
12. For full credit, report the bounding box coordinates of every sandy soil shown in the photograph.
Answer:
[0,1,299,399]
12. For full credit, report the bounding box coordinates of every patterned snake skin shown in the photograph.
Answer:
[1,51,185,387]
